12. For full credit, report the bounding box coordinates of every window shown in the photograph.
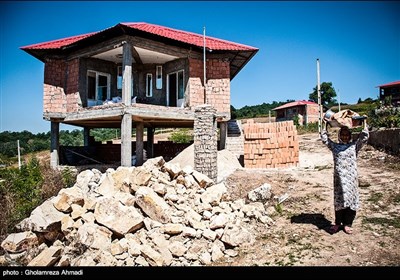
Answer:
[156,66,162,89]
[117,66,123,96]
[87,70,110,106]
[177,70,184,99]
[146,73,153,97]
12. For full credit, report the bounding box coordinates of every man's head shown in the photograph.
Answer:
[339,126,352,143]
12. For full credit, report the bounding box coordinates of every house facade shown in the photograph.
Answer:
[21,22,258,168]
[377,81,400,107]
[273,100,319,126]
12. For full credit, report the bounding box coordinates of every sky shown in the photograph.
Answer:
[0,1,399,133]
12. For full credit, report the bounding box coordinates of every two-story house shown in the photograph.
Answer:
[21,22,258,168]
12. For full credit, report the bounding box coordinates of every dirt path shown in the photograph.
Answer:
[217,132,400,266]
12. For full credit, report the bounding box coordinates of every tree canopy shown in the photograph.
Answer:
[309,82,337,107]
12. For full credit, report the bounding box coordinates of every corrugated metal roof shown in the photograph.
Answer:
[21,22,257,51]
[272,100,318,111]
[376,81,400,88]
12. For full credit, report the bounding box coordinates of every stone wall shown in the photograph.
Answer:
[368,128,400,155]
[194,105,218,182]
[243,120,299,168]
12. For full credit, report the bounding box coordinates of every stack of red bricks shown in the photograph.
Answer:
[243,120,299,169]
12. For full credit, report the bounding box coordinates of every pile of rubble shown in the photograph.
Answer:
[1,157,274,266]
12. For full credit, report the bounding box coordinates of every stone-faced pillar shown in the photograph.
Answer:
[194,105,218,182]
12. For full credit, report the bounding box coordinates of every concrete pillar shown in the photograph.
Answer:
[50,121,60,169]
[147,127,154,158]
[136,122,144,166]
[83,127,90,146]
[194,105,218,182]
[122,42,132,106]
[121,114,132,167]
[219,121,227,150]
[121,41,133,167]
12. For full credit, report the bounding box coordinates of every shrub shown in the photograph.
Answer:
[0,157,69,242]
[168,128,193,143]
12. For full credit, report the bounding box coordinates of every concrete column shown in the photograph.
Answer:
[194,104,218,182]
[122,42,133,106]
[219,121,227,150]
[83,127,90,146]
[121,41,133,167]
[121,114,132,167]
[50,121,60,169]
[136,122,144,166]
[146,127,154,158]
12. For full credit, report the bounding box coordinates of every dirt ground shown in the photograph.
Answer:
[215,132,400,266]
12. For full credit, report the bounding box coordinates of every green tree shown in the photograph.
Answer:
[309,82,337,107]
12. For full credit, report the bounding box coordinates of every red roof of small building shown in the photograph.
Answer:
[272,100,318,111]
[21,22,257,51]
[376,81,400,88]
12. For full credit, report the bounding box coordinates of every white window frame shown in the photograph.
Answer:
[87,70,111,106]
[146,73,153,97]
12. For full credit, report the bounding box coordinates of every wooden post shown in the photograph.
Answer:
[136,122,144,166]
[50,121,59,169]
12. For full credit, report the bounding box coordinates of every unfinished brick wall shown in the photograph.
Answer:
[44,58,81,113]
[187,77,205,107]
[243,120,299,168]
[188,58,230,116]
[44,59,67,113]
[306,104,320,124]
[66,58,81,112]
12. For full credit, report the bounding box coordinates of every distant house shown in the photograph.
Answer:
[21,22,258,168]
[377,81,400,107]
[273,100,319,125]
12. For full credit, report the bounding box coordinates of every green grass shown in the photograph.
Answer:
[367,192,383,204]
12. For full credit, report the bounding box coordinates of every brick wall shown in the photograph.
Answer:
[66,58,81,112]
[188,58,230,116]
[306,104,320,124]
[44,58,82,113]
[44,59,67,113]
[243,120,299,168]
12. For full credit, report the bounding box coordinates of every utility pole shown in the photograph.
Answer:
[203,26,207,104]
[17,140,21,170]
[338,89,341,111]
[317,59,322,135]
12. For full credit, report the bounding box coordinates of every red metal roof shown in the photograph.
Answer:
[21,22,257,51]
[20,32,98,50]
[376,81,400,88]
[272,100,318,111]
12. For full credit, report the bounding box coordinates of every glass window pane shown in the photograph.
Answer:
[156,66,162,89]
[146,73,152,97]
[178,71,184,99]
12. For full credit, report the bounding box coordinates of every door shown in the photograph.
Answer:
[167,70,184,107]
